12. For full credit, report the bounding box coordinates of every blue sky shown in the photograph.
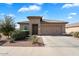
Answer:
[0,3,79,28]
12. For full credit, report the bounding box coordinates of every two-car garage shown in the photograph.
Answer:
[40,23,65,35]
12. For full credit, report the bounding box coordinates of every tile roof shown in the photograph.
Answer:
[42,19,68,23]
[18,21,29,24]
[27,16,42,19]
[17,19,68,24]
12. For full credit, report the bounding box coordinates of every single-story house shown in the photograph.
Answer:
[18,16,68,35]
[66,22,79,34]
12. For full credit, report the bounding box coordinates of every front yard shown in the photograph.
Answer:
[1,36,79,56]
[2,39,44,47]
[0,34,44,47]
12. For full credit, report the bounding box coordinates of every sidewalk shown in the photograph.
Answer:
[0,47,79,56]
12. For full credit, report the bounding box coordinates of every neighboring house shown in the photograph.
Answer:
[18,16,68,35]
[66,22,79,34]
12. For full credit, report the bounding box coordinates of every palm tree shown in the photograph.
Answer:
[0,15,15,39]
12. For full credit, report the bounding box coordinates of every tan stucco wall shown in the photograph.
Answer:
[66,27,79,34]
[28,18,41,35]
[19,22,66,35]
[40,23,65,35]
[20,23,29,30]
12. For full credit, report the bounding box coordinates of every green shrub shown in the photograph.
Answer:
[21,30,29,37]
[11,30,29,40]
[73,32,79,38]
[2,32,9,36]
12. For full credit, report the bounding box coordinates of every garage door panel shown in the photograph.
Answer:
[41,24,62,35]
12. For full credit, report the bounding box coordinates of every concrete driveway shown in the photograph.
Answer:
[41,36,79,47]
[38,36,79,55]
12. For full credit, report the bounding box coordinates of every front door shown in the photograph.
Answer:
[32,24,38,35]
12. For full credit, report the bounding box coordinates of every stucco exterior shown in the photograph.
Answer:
[18,16,67,35]
[66,23,79,34]
[27,16,41,35]
[66,27,79,34]
[20,23,29,30]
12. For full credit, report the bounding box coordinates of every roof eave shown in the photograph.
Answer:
[17,22,29,24]
[42,21,68,24]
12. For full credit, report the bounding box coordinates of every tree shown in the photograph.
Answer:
[0,15,15,38]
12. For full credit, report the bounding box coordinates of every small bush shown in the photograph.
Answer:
[69,32,74,36]
[11,30,29,40]
[9,38,15,43]
[30,35,39,44]
[2,32,9,36]
[21,30,29,37]
[73,32,79,38]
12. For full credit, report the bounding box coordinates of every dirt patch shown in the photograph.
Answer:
[2,38,44,47]
[0,40,7,46]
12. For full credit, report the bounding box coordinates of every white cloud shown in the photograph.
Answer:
[15,24,20,29]
[18,7,29,12]
[5,3,13,5]
[29,5,41,10]
[62,3,79,8]
[18,5,41,12]
[69,13,77,16]
[62,4,72,8]
[8,14,15,17]
[67,16,72,19]
[67,12,77,19]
